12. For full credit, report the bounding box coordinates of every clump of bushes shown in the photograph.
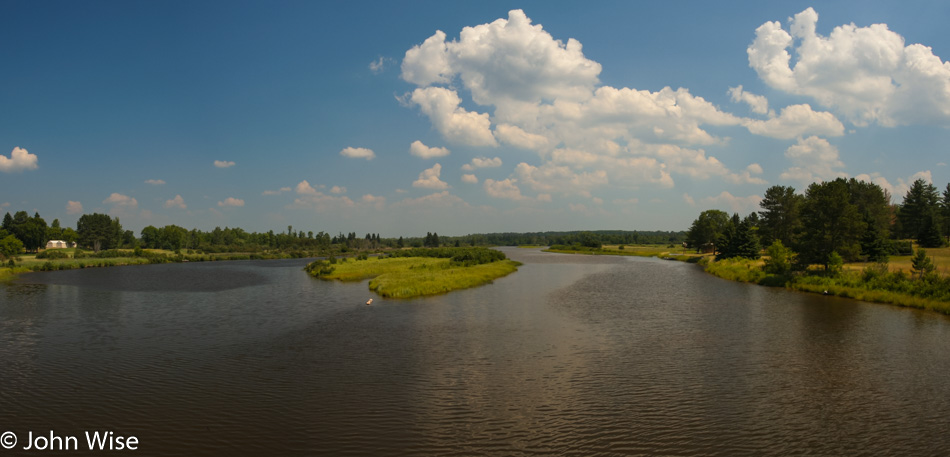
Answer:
[35,250,70,260]
[304,259,335,276]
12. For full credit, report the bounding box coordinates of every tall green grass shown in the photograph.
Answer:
[307,255,520,298]
[701,257,950,314]
[544,245,704,262]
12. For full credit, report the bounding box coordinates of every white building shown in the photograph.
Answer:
[45,240,68,249]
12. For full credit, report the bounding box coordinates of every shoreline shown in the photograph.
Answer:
[540,246,950,315]
[0,249,321,283]
[306,249,521,298]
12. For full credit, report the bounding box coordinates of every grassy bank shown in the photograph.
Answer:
[700,257,950,315]
[306,248,520,298]
[1,247,319,279]
[543,244,705,262]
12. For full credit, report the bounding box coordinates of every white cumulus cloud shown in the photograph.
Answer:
[409,140,451,159]
[330,185,347,194]
[702,191,763,214]
[728,85,771,115]
[213,160,235,168]
[743,104,845,139]
[748,7,950,127]
[164,195,187,209]
[780,136,847,184]
[484,178,525,200]
[462,156,503,171]
[104,193,138,209]
[461,173,478,184]
[66,201,83,215]
[145,179,166,185]
[340,147,376,160]
[361,194,386,210]
[399,10,776,200]
[218,197,245,207]
[0,147,38,173]
[409,87,497,146]
[412,163,449,189]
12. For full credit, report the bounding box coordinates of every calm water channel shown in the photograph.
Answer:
[2,247,949,456]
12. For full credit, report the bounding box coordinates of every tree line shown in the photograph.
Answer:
[1,208,687,264]
[686,178,950,267]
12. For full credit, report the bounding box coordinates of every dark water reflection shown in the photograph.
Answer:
[2,250,949,455]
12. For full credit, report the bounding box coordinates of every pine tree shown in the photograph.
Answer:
[942,183,950,244]
[898,178,941,243]
[911,248,936,279]
[758,185,802,248]
[860,212,889,262]
[918,213,944,248]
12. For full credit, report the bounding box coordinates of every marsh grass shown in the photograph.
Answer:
[310,255,520,298]
[4,248,312,278]
[544,244,705,262]
[701,257,950,315]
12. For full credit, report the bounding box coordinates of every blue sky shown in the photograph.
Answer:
[3,1,950,236]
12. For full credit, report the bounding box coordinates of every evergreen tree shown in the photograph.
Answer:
[911,248,936,279]
[918,213,944,248]
[686,209,729,253]
[77,213,121,252]
[799,178,865,265]
[942,183,950,244]
[758,185,803,248]
[898,178,942,243]
[737,214,762,259]
[716,213,741,260]
[860,213,889,262]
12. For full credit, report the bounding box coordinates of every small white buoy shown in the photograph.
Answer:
[366,299,373,305]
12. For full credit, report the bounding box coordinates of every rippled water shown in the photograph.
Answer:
[2,249,949,455]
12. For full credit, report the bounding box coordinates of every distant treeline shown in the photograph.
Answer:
[0,208,686,263]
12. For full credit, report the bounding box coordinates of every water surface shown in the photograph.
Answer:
[2,249,949,455]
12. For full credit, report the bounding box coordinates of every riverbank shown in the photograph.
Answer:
[538,245,950,315]
[306,248,520,298]
[699,257,950,315]
[0,247,318,282]
[543,244,705,262]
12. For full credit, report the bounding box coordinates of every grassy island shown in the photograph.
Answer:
[544,244,704,262]
[305,247,520,298]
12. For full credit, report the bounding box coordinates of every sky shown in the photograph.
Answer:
[3,1,950,237]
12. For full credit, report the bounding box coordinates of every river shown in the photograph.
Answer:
[1,247,948,455]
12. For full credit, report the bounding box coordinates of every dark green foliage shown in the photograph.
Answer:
[304,259,335,276]
[943,183,950,243]
[717,213,760,260]
[758,185,803,247]
[860,213,889,262]
[77,213,121,252]
[799,178,865,265]
[424,232,441,247]
[898,178,944,245]
[911,248,936,279]
[918,214,945,248]
[0,234,24,260]
[686,209,729,253]
[35,249,70,259]
[4,210,48,252]
[763,240,793,276]
[888,240,913,256]
[386,247,507,266]
[826,251,844,277]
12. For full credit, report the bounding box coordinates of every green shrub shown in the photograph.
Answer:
[36,249,70,259]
